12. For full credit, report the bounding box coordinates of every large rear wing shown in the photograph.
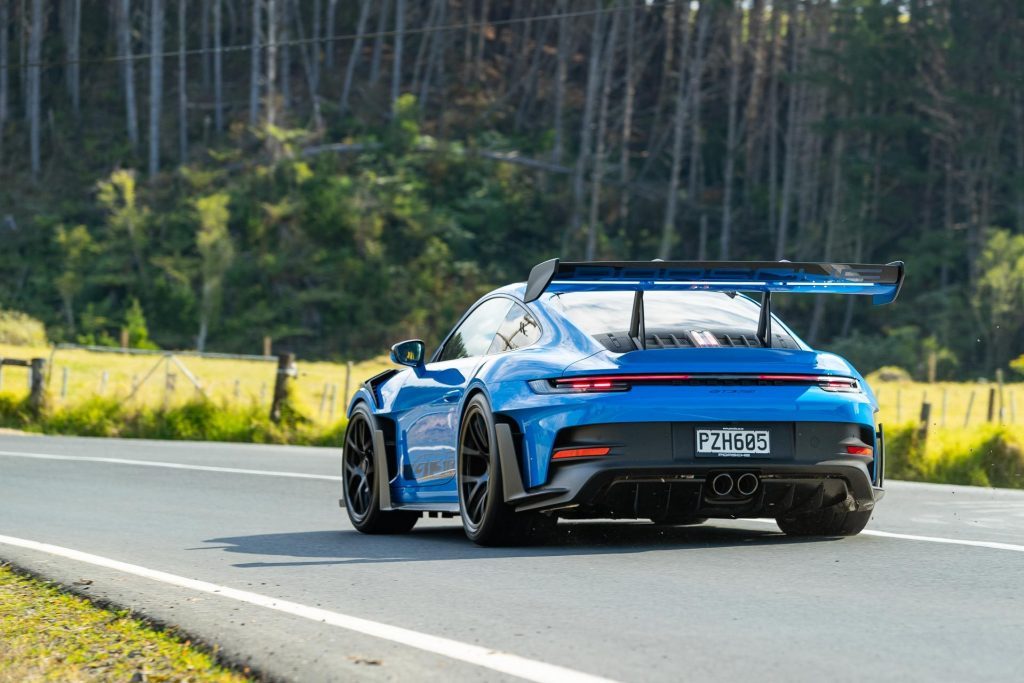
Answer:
[523,259,905,305]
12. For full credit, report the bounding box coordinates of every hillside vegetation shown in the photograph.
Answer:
[0,1,1021,382]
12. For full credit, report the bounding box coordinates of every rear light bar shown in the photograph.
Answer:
[529,374,861,394]
[552,446,612,460]
[845,444,874,456]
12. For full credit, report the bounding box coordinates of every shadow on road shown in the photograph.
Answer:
[201,521,840,568]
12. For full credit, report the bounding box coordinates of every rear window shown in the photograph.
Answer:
[549,291,797,351]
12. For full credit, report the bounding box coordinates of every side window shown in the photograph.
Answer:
[437,298,513,362]
[489,304,542,354]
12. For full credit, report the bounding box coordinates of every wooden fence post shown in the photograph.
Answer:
[344,361,353,405]
[28,358,46,412]
[60,367,69,400]
[270,352,296,423]
[996,369,1004,423]
[986,387,996,422]
[99,371,109,395]
[964,390,975,428]
[917,400,932,442]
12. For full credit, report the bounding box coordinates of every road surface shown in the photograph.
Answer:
[1,433,1022,682]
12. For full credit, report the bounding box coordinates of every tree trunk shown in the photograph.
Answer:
[265,0,276,129]
[808,129,845,344]
[325,0,337,69]
[339,0,371,114]
[618,2,636,233]
[288,0,322,128]
[1016,91,1024,233]
[551,0,568,164]
[213,0,223,132]
[310,0,320,93]
[369,0,390,85]
[118,0,139,149]
[474,0,490,82]
[684,7,708,255]
[178,0,187,163]
[390,0,404,117]
[148,0,164,177]
[417,0,446,111]
[743,0,767,185]
[200,0,210,90]
[657,3,695,260]
[775,0,801,260]
[278,0,290,110]
[565,2,606,256]
[248,0,260,125]
[719,0,742,259]
[0,0,9,156]
[766,4,780,238]
[62,0,81,118]
[585,3,620,261]
[26,0,41,178]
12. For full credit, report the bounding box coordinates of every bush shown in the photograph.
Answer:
[0,310,48,347]
[868,366,913,383]
[884,423,1024,489]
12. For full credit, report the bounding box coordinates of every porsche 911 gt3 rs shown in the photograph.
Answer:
[341,259,904,545]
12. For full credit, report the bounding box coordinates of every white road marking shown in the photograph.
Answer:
[0,450,341,481]
[0,534,616,683]
[745,519,1024,553]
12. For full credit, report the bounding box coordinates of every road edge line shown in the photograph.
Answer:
[0,533,617,683]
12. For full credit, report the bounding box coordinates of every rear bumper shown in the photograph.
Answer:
[496,421,883,520]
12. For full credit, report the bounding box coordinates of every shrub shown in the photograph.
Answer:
[868,366,912,383]
[0,310,48,347]
[44,397,125,437]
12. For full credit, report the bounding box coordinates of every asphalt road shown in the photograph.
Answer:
[1,434,1023,682]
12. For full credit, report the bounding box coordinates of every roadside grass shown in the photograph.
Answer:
[0,393,346,446]
[0,564,249,683]
[885,423,1024,489]
[0,343,393,425]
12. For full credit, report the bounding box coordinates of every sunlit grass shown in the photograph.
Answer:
[0,343,394,425]
[0,564,250,683]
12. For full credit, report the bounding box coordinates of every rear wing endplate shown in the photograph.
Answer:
[523,259,904,306]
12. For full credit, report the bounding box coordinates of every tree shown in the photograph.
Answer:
[972,229,1024,373]
[148,0,165,177]
[249,0,261,125]
[0,0,9,160]
[390,0,406,118]
[61,0,80,118]
[339,0,371,115]
[195,192,235,352]
[54,224,96,331]
[118,0,139,149]
[178,0,187,163]
[26,0,42,178]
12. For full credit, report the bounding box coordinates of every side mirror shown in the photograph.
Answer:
[390,339,426,368]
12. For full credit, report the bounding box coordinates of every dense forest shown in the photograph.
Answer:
[0,0,1022,379]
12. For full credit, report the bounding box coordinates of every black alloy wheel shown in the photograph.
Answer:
[342,406,419,534]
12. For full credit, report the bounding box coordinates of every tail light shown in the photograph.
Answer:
[529,373,861,393]
[845,444,873,456]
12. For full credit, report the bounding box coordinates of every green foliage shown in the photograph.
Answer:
[0,393,347,445]
[972,229,1024,372]
[827,327,959,381]
[1011,355,1024,378]
[123,298,158,349]
[0,310,48,347]
[867,366,913,383]
[884,423,1024,489]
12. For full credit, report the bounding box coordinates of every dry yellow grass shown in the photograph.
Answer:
[3,342,1021,430]
[870,380,1024,428]
[0,343,394,424]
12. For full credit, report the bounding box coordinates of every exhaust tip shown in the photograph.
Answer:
[711,473,734,497]
[736,472,760,497]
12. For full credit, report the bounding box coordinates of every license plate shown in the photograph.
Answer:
[696,428,770,457]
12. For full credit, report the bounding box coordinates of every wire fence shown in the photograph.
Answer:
[0,344,387,424]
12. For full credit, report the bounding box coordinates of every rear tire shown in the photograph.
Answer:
[457,395,550,546]
[342,406,419,535]
[776,507,870,537]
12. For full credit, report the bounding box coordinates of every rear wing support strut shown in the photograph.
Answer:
[629,291,646,350]
[756,291,772,348]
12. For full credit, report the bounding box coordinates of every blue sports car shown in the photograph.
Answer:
[341,259,904,545]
